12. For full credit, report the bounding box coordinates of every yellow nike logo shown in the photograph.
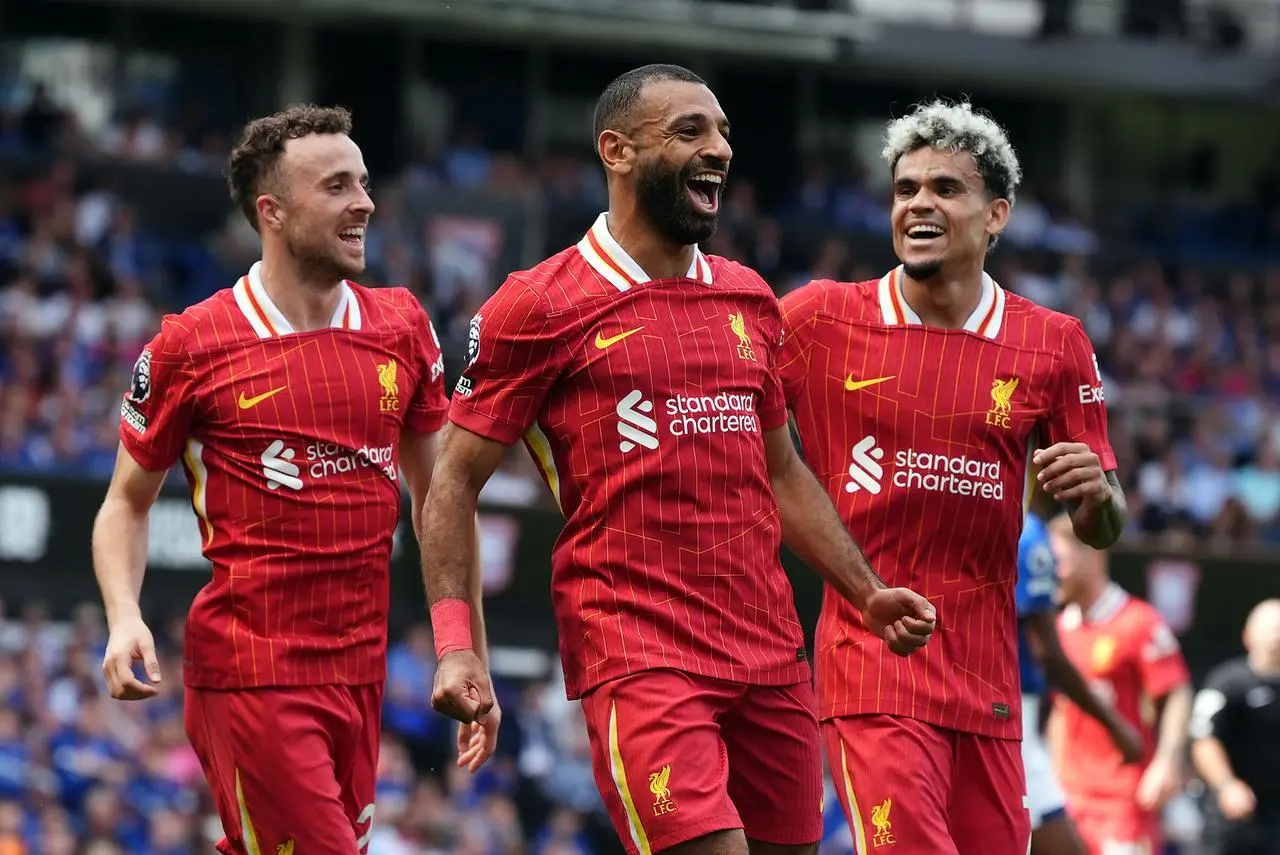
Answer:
[844,374,895,392]
[238,387,286,409]
[594,326,644,350]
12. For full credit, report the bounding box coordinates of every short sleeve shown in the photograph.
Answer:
[757,295,789,432]
[777,283,823,410]
[1048,319,1116,470]
[1189,664,1241,741]
[118,321,199,472]
[1136,612,1191,700]
[1015,529,1057,617]
[449,278,568,445]
[404,301,449,434]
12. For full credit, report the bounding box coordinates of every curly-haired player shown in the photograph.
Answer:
[777,100,1127,855]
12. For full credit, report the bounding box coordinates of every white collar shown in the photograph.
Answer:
[876,265,1005,338]
[1063,582,1129,628]
[576,213,713,291]
[232,261,361,337]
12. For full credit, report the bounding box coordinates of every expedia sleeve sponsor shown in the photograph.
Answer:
[1049,320,1116,470]
[405,303,449,432]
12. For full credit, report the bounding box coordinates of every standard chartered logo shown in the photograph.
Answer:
[616,390,659,452]
[844,435,886,494]
[843,435,1004,500]
[262,440,303,490]
[615,389,761,453]
[261,439,399,489]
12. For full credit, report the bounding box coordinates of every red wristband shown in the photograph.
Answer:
[430,597,473,659]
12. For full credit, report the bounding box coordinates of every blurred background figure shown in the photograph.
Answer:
[1191,600,1280,855]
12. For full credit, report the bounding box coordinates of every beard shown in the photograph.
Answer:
[902,258,944,281]
[285,223,363,282]
[635,157,720,247]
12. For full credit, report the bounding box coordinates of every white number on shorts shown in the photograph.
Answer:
[355,803,376,852]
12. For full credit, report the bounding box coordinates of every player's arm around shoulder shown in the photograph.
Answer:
[1034,316,1127,549]
[762,426,936,656]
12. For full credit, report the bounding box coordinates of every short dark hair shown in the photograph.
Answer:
[226,104,353,232]
[592,64,707,150]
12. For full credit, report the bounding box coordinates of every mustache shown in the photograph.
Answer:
[681,157,729,178]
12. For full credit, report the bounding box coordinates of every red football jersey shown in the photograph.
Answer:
[450,213,810,700]
[1053,583,1190,804]
[119,263,448,689]
[778,267,1116,738]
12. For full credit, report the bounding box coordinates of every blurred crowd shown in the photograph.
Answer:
[1,84,1279,546]
[0,597,609,855]
[0,598,882,855]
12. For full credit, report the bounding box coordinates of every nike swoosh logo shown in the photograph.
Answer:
[844,375,895,392]
[594,326,645,350]
[238,387,286,409]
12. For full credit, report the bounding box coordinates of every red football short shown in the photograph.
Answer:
[185,683,383,855]
[580,669,823,855]
[824,714,1031,855]
[1068,799,1162,855]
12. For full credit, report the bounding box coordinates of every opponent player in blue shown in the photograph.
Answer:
[1018,498,1144,855]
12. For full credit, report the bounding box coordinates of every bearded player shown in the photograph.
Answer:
[777,100,1126,855]
[1047,512,1191,855]
[421,64,936,855]
[91,106,460,855]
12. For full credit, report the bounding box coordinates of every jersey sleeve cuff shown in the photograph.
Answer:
[1145,670,1190,701]
[759,406,790,432]
[118,425,177,473]
[448,399,526,445]
[405,407,447,434]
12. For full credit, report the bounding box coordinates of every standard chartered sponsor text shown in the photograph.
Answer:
[665,392,758,436]
[894,448,1003,499]
[307,441,398,480]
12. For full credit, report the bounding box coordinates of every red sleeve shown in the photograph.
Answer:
[1136,611,1191,700]
[777,283,822,409]
[404,301,449,434]
[449,277,567,445]
[758,294,789,431]
[1048,318,1116,470]
[118,320,199,472]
